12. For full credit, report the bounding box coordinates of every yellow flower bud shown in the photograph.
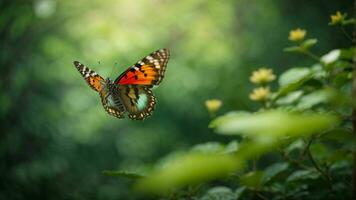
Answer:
[249,87,270,102]
[330,11,345,25]
[205,99,222,113]
[288,28,306,41]
[249,68,276,84]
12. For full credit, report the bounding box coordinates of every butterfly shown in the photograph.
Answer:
[73,48,170,120]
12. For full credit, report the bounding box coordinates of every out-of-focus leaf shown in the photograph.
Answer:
[200,186,237,200]
[239,171,263,189]
[333,72,352,88]
[284,46,303,53]
[209,111,251,129]
[321,49,340,65]
[311,64,327,79]
[276,90,303,105]
[279,68,312,87]
[310,142,328,161]
[340,48,355,60]
[287,169,320,182]
[235,187,246,199]
[224,140,239,154]
[285,139,304,154]
[327,149,350,165]
[296,89,334,110]
[102,170,144,179]
[212,111,339,141]
[301,39,318,49]
[261,162,289,184]
[191,142,225,154]
[276,68,313,97]
[135,153,241,193]
[322,128,354,142]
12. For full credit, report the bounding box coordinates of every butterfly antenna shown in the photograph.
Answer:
[109,61,118,80]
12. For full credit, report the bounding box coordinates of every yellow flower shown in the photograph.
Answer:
[330,11,344,25]
[288,28,306,41]
[250,68,276,84]
[205,99,222,113]
[249,87,270,102]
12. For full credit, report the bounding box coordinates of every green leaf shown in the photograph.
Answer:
[102,170,145,179]
[321,49,341,65]
[209,111,250,129]
[212,111,339,141]
[261,162,289,184]
[301,39,317,49]
[296,89,334,110]
[284,46,303,53]
[279,68,311,87]
[276,90,303,105]
[200,186,238,200]
[224,140,240,154]
[135,153,242,193]
[340,48,354,60]
[285,139,304,154]
[235,187,246,199]
[239,171,264,189]
[310,142,328,161]
[332,71,352,88]
[322,128,354,142]
[276,68,313,97]
[191,142,225,154]
[342,18,356,25]
[327,149,350,165]
[287,169,320,182]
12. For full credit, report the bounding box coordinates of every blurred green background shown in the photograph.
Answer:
[0,0,351,199]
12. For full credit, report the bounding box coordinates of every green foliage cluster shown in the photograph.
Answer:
[107,10,355,200]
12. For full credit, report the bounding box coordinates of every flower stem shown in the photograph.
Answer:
[302,50,320,62]
[340,25,354,42]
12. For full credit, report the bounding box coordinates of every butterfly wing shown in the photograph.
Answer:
[117,85,156,120]
[114,49,170,87]
[74,61,105,92]
[74,61,125,118]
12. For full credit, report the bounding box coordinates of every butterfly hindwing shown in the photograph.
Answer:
[74,61,105,92]
[74,61,124,118]
[115,49,170,87]
[118,85,156,120]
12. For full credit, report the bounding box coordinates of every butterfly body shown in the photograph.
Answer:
[74,49,169,120]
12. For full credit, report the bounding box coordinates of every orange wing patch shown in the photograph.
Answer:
[74,61,105,92]
[87,75,104,92]
[118,65,158,85]
[115,49,170,87]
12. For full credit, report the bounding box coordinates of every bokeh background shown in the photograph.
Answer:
[0,0,352,199]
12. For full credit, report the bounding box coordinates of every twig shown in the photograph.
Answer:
[278,149,309,170]
[306,146,334,193]
[302,50,320,62]
[299,137,314,161]
[340,25,354,42]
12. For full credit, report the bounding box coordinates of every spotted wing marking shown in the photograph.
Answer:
[73,61,104,92]
[115,49,170,87]
[99,88,125,118]
[118,85,156,120]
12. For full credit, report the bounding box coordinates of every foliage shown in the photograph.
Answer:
[111,8,355,200]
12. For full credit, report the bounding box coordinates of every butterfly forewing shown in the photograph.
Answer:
[115,49,170,87]
[74,61,105,92]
